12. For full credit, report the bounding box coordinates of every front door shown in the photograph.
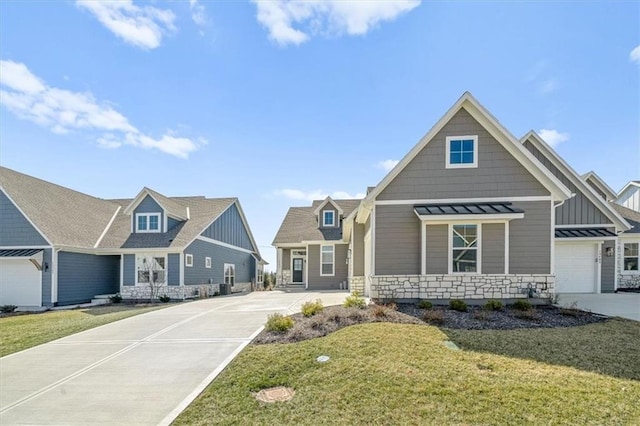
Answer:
[292,258,304,283]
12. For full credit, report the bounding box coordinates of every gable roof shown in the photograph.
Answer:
[0,167,120,248]
[522,131,630,232]
[356,92,572,223]
[313,196,344,216]
[618,181,640,197]
[581,171,617,201]
[123,187,189,220]
[273,199,361,245]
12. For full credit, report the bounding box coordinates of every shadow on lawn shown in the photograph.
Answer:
[442,318,640,381]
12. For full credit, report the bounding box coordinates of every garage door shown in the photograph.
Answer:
[555,243,598,293]
[0,259,42,306]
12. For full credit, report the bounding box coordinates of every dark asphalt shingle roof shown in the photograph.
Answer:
[612,204,640,234]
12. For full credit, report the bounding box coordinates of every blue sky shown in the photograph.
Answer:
[1,0,638,269]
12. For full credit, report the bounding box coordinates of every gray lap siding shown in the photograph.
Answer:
[184,239,252,285]
[57,252,120,305]
[482,223,505,274]
[41,249,53,306]
[123,254,135,286]
[601,240,615,293]
[307,244,348,290]
[509,201,551,274]
[375,205,421,275]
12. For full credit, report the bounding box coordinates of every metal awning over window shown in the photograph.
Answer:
[0,249,43,258]
[555,228,617,239]
[414,202,525,221]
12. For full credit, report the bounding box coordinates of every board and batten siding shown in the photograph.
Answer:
[200,203,255,251]
[601,240,615,293]
[352,223,365,276]
[307,244,348,290]
[134,195,165,232]
[375,205,421,275]
[57,252,120,305]
[378,108,549,201]
[184,239,252,285]
[617,187,640,212]
[509,201,551,274]
[523,140,610,225]
[0,190,49,246]
[425,224,448,274]
[482,223,505,274]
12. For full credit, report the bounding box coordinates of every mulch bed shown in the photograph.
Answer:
[254,303,609,345]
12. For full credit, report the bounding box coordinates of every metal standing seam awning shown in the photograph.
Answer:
[555,228,617,239]
[414,202,525,221]
[0,249,43,258]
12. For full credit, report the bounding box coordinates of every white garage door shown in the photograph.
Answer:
[555,243,598,293]
[0,259,42,306]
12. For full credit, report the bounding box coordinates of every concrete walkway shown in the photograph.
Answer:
[557,292,640,321]
[0,290,348,425]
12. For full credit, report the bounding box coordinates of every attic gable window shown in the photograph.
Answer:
[323,210,335,227]
[446,135,478,169]
[136,213,161,233]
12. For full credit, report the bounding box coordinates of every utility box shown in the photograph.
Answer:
[219,283,231,295]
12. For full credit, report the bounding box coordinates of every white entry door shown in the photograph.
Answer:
[555,242,599,293]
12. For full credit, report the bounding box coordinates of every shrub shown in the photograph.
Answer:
[512,300,533,311]
[371,304,389,318]
[423,309,444,325]
[513,309,539,320]
[417,300,433,310]
[158,294,171,303]
[472,310,490,321]
[0,305,17,314]
[265,313,294,333]
[109,293,122,303]
[483,299,503,311]
[301,299,324,317]
[343,292,366,309]
[449,299,468,312]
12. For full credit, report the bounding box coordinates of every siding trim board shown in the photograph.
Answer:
[376,196,552,205]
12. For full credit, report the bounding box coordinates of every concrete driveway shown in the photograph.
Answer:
[0,290,348,425]
[557,292,640,321]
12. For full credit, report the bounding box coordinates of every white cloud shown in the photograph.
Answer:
[76,0,176,49]
[538,128,569,147]
[630,45,640,64]
[0,59,203,158]
[376,159,399,172]
[274,189,365,201]
[539,78,558,95]
[190,0,208,31]
[252,0,421,46]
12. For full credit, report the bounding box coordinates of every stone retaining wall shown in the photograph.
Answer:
[120,282,251,301]
[349,276,365,294]
[371,274,554,301]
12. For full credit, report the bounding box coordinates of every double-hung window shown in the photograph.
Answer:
[624,243,639,271]
[446,135,478,168]
[451,224,478,273]
[224,263,235,285]
[136,213,161,232]
[320,245,334,276]
[323,210,335,227]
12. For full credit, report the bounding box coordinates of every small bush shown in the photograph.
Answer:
[343,292,366,309]
[472,310,490,321]
[513,309,539,320]
[484,300,503,311]
[347,309,365,321]
[512,300,533,311]
[301,299,324,317]
[265,313,294,333]
[158,294,171,303]
[423,309,444,325]
[449,299,468,312]
[559,307,587,317]
[109,293,122,303]
[1,305,18,314]
[371,304,390,318]
[417,300,433,310]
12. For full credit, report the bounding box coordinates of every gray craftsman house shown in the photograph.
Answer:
[0,167,265,307]
[273,92,632,300]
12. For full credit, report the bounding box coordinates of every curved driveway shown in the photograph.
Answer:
[0,290,347,425]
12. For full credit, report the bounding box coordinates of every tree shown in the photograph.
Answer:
[139,256,166,301]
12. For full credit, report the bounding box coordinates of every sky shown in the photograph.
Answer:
[1,0,638,270]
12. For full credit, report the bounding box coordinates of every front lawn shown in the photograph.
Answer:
[174,322,640,425]
[0,304,164,357]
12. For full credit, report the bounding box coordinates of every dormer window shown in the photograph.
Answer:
[136,213,161,233]
[323,211,335,227]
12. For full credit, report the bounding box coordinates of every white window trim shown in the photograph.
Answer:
[135,253,167,286]
[448,223,482,274]
[135,213,162,233]
[445,135,478,169]
[205,256,211,269]
[224,263,235,285]
[622,242,640,273]
[257,267,264,283]
[320,245,335,276]
[185,254,193,267]
[322,210,335,227]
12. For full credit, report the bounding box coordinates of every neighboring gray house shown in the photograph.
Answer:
[273,92,632,300]
[0,167,265,307]
[272,197,360,290]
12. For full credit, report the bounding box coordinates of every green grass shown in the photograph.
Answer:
[174,322,640,425]
[0,304,163,357]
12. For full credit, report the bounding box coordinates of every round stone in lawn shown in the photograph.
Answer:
[255,386,295,403]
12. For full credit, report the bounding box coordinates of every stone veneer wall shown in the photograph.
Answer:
[276,269,291,287]
[349,276,365,294]
[120,282,251,300]
[618,274,640,289]
[371,274,554,300]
